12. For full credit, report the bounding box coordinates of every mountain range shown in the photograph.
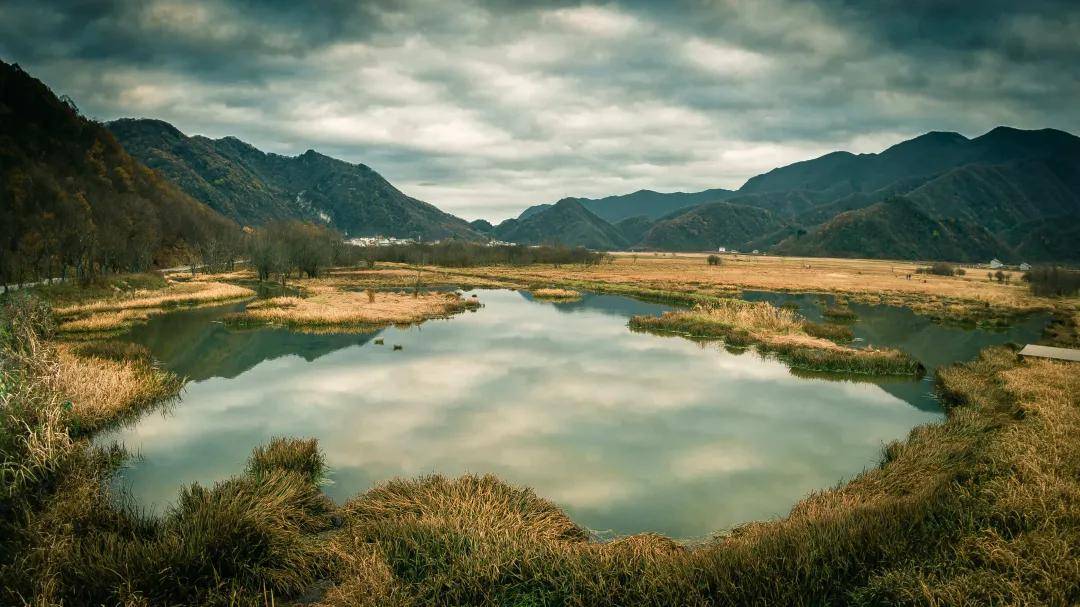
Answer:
[107,119,480,240]
[491,127,1080,261]
[5,59,1079,265]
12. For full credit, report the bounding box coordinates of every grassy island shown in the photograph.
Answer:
[629,299,922,376]
[531,287,582,301]
[224,284,480,332]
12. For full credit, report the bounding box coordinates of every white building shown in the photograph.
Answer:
[1019,262,1032,271]
[988,258,1004,269]
[717,247,726,253]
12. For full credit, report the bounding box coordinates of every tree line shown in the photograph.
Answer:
[363,241,606,268]
[247,221,357,283]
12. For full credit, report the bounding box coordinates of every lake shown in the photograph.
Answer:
[96,289,1045,539]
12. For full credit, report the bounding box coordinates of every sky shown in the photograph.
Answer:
[2,1,1079,221]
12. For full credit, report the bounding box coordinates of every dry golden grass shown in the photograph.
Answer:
[531,288,582,301]
[54,281,253,334]
[312,347,1079,606]
[56,280,253,315]
[630,300,921,375]
[432,254,1055,323]
[228,284,480,331]
[53,343,183,431]
[56,309,156,334]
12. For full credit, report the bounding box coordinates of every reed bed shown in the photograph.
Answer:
[55,343,183,433]
[629,300,921,375]
[54,281,253,334]
[225,286,480,331]
[531,287,582,301]
[56,281,253,316]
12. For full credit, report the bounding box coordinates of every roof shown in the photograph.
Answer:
[1018,344,1080,362]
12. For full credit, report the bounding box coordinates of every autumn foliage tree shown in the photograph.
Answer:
[0,60,239,289]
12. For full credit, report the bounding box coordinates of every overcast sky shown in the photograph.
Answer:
[3,1,1078,221]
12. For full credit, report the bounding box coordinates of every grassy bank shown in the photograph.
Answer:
[53,279,254,335]
[224,284,481,332]
[629,300,922,376]
[316,345,1077,606]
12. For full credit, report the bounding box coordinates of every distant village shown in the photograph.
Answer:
[347,236,518,248]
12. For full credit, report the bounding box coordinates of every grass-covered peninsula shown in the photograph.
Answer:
[629,299,923,376]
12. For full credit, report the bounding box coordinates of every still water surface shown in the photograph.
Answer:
[98,289,1044,538]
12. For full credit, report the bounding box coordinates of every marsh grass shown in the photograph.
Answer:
[248,437,325,485]
[822,302,858,321]
[54,281,254,334]
[531,287,582,301]
[629,300,921,375]
[28,273,168,306]
[225,286,480,332]
[4,288,1078,605]
[433,255,1054,326]
[802,321,854,343]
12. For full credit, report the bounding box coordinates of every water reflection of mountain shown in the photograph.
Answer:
[123,303,380,381]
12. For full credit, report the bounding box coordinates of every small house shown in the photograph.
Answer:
[1019,262,1032,271]
[718,247,726,253]
[988,258,1003,269]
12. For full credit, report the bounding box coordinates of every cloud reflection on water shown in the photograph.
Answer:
[102,290,941,538]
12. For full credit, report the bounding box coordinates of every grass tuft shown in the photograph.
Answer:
[248,437,326,485]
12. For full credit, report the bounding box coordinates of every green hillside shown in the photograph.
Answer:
[639,201,784,251]
[494,199,629,249]
[519,188,735,223]
[614,215,654,244]
[773,197,1005,262]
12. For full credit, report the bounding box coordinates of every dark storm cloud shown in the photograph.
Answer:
[1,0,1078,220]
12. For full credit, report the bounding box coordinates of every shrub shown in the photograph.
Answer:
[707,255,722,266]
[1024,265,1080,297]
[915,262,955,276]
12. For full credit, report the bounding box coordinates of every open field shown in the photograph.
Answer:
[629,300,921,375]
[425,253,1053,326]
[224,281,481,332]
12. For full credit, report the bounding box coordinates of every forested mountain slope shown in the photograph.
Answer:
[0,60,236,284]
[494,199,629,249]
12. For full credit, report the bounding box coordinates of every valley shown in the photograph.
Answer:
[2,15,1079,605]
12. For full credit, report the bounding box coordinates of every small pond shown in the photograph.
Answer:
[96,289,1045,539]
